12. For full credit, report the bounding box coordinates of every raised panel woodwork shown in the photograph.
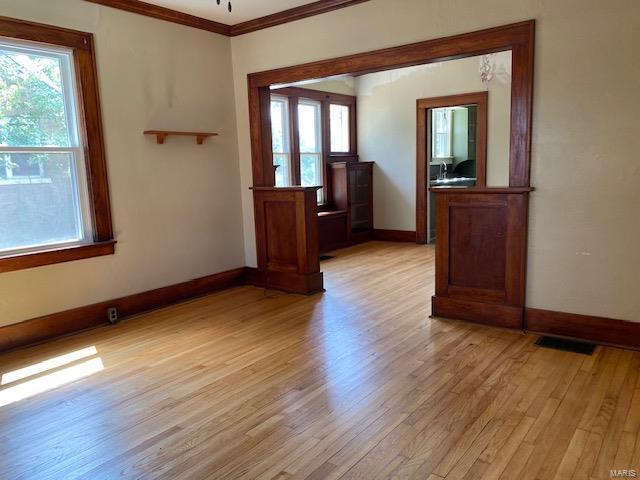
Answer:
[264,201,298,270]
[252,187,324,294]
[318,211,348,253]
[449,204,507,291]
[433,188,530,328]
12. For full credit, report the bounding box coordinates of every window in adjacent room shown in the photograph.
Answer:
[330,104,350,153]
[0,17,114,272]
[270,96,292,187]
[432,107,453,158]
[298,99,324,203]
[269,87,357,205]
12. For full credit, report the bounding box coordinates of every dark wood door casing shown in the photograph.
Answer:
[416,91,489,244]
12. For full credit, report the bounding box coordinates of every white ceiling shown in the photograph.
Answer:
[143,0,317,25]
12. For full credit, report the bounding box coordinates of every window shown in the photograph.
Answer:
[432,107,453,158]
[0,17,113,272]
[330,104,350,153]
[270,96,291,187]
[269,87,357,205]
[298,99,324,202]
[0,39,92,255]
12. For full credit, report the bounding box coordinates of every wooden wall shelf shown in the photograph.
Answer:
[144,130,218,145]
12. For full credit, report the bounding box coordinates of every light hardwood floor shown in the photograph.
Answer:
[1,242,639,480]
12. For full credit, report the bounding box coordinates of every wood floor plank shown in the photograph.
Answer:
[0,242,637,480]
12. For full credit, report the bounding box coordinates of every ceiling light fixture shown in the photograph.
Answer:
[216,0,232,13]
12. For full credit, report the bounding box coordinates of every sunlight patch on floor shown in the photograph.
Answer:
[0,348,104,408]
[1,346,98,386]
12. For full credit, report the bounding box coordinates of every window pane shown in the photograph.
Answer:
[0,152,87,252]
[300,153,323,202]
[270,100,285,153]
[298,100,323,202]
[330,104,350,152]
[273,153,290,188]
[0,43,74,147]
[298,103,319,153]
[432,108,452,158]
[271,97,291,187]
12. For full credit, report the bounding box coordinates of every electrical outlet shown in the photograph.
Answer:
[107,307,118,324]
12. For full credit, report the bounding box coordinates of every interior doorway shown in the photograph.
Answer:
[416,92,488,244]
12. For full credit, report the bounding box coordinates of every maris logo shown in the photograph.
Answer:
[610,470,638,478]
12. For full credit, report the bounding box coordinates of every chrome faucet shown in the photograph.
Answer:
[438,162,448,180]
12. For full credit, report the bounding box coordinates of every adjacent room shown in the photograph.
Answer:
[0,1,639,479]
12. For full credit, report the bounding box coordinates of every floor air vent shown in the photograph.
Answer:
[320,255,335,261]
[535,336,596,355]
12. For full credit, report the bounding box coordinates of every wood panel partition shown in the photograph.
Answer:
[251,187,324,295]
[432,187,531,328]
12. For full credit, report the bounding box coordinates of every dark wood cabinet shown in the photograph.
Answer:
[318,210,347,253]
[318,161,373,253]
[332,161,374,241]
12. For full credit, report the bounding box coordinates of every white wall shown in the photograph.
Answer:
[231,0,640,322]
[0,0,245,327]
[356,54,512,231]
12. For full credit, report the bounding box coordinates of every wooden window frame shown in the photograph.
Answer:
[271,86,358,205]
[0,16,115,273]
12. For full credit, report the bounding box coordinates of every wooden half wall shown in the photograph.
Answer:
[432,187,531,329]
[251,186,324,295]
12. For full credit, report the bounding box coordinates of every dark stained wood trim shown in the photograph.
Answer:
[0,15,93,50]
[248,20,535,188]
[274,86,356,106]
[525,308,640,351]
[0,241,116,274]
[247,269,324,295]
[0,267,248,352]
[82,0,231,35]
[416,91,489,244]
[82,0,370,37]
[432,296,523,330]
[289,96,302,185]
[373,229,417,243]
[430,187,534,194]
[229,0,371,36]
[0,16,115,271]
[75,32,114,242]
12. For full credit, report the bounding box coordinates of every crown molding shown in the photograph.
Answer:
[83,0,371,37]
[229,0,370,36]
